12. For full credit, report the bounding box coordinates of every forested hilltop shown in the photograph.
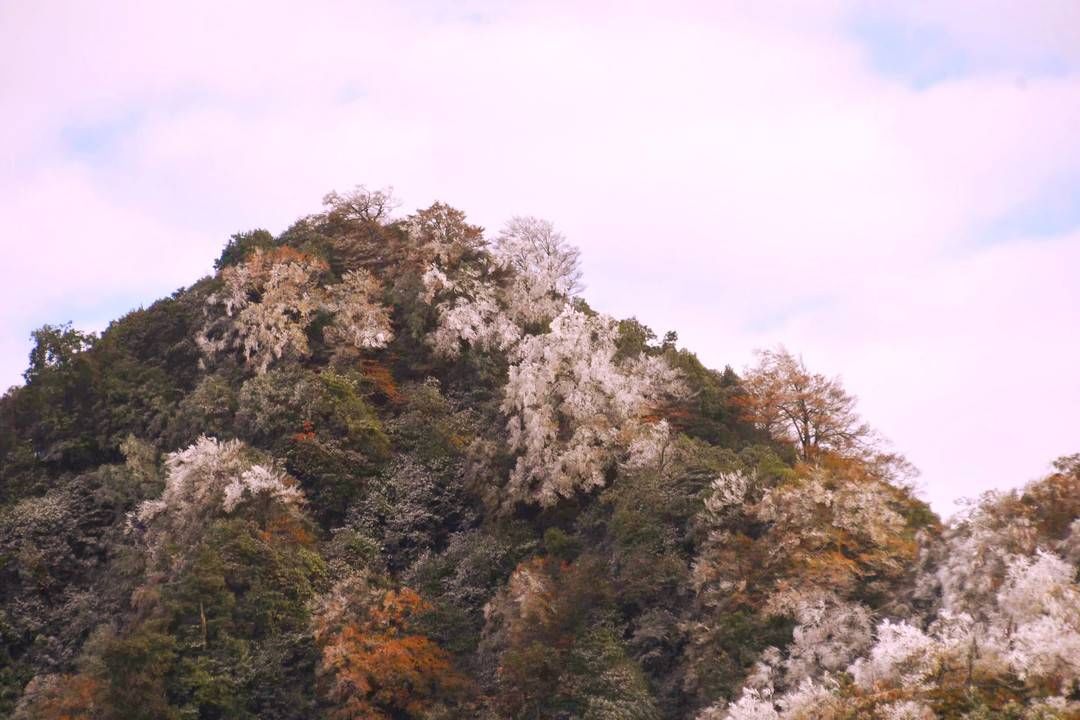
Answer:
[1,188,1078,720]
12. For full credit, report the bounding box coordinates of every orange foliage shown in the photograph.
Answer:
[228,245,329,290]
[292,420,317,443]
[20,673,100,720]
[360,359,400,403]
[318,587,466,720]
[1022,462,1080,541]
[259,510,314,547]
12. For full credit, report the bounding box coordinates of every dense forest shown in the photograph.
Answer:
[1,188,1077,719]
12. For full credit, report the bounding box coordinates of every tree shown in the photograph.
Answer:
[686,457,924,711]
[322,269,394,361]
[214,229,275,270]
[323,185,397,224]
[23,322,95,384]
[501,307,685,506]
[198,247,393,373]
[740,348,875,463]
[700,463,1080,720]
[198,247,329,374]
[12,672,101,719]
[404,201,486,268]
[130,436,305,572]
[493,216,583,326]
[414,211,512,359]
[313,575,467,720]
[416,214,587,359]
[421,263,522,358]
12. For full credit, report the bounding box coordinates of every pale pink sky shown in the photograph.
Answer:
[1,1,1078,515]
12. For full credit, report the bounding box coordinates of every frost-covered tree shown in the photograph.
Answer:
[199,247,395,373]
[492,216,583,326]
[702,464,1080,720]
[842,559,1080,704]
[933,493,1038,620]
[697,679,841,720]
[323,268,394,357]
[501,306,685,505]
[692,462,914,616]
[130,436,303,570]
[420,214,585,358]
[198,247,328,373]
[421,263,521,358]
[997,551,1080,689]
[687,458,925,714]
[847,617,942,690]
[769,593,874,686]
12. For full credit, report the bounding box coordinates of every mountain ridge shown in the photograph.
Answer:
[1,187,1077,719]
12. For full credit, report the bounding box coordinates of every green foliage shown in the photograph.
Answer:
[285,436,373,528]
[564,625,662,720]
[542,527,582,562]
[0,463,154,716]
[406,527,530,657]
[667,351,770,451]
[16,323,100,469]
[615,317,659,361]
[23,323,96,385]
[215,229,276,270]
[91,509,325,720]
[236,367,388,457]
[316,369,389,456]
[164,374,240,450]
[5,287,208,481]
[388,378,476,462]
[0,423,45,503]
[98,627,179,720]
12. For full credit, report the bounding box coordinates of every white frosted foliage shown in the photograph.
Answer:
[421,216,586,358]
[423,264,521,358]
[881,701,935,720]
[222,464,304,513]
[848,619,939,689]
[198,249,327,374]
[493,216,583,326]
[129,436,304,569]
[501,307,684,505]
[324,269,394,351]
[199,249,394,373]
[997,551,1080,688]
[773,593,874,684]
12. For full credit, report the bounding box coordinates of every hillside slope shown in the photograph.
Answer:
[1,188,1077,720]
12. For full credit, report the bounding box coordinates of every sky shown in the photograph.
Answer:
[1,0,1078,515]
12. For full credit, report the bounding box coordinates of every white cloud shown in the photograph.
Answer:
[1,0,1077,514]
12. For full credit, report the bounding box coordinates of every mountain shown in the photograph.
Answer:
[1,187,1077,719]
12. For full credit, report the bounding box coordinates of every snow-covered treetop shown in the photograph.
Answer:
[198,247,393,373]
[502,306,685,506]
[492,216,583,326]
[420,215,585,359]
[130,436,304,571]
